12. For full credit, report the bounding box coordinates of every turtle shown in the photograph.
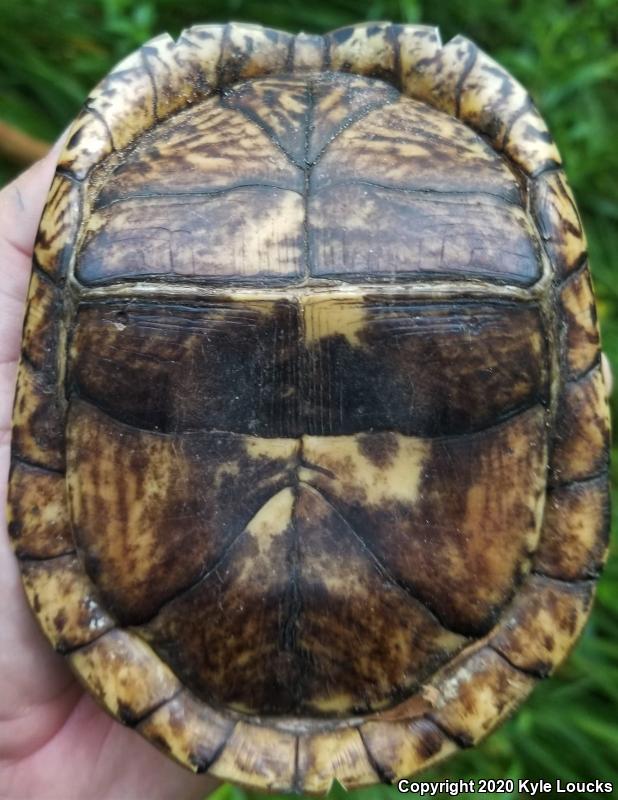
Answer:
[7,20,611,794]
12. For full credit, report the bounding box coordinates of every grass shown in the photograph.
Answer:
[0,1,616,798]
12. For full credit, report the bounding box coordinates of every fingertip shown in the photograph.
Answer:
[0,132,67,258]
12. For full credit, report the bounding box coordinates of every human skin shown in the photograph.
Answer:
[0,146,219,800]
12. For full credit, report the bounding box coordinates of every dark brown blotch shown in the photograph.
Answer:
[413,719,444,760]
[357,432,400,468]
[330,27,355,45]
[116,700,142,727]
[67,126,83,150]
[53,609,67,633]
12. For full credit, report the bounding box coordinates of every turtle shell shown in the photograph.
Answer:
[8,22,610,792]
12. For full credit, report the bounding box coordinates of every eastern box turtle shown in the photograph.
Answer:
[7,22,611,793]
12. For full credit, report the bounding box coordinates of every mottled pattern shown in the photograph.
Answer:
[309,185,538,282]
[399,26,442,98]
[298,728,378,793]
[490,575,594,676]
[52,20,564,186]
[220,24,292,85]
[33,174,80,280]
[95,98,304,204]
[21,269,62,371]
[361,718,456,783]
[11,359,65,470]
[550,364,609,485]
[80,190,305,283]
[222,74,398,164]
[20,555,113,652]
[535,477,610,580]
[210,723,297,792]
[560,267,600,378]
[291,33,324,72]
[76,73,541,286]
[428,647,536,746]
[7,462,73,558]
[70,630,181,724]
[532,170,587,277]
[310,98,521,198]
[58,108,113,179]
[7,19,611,794]
[64,296,548,715]
[326,22,399,84]
[138,692,233,772]
[135,484,466,715]
[67,400,299,623]
[68,298,548,437]
[301,408,547,635]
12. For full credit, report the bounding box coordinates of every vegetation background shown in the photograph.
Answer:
[0,0,616,798]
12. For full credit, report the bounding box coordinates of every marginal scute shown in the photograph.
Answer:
[403,34,561,175]
[21,270,62,371]
[327,23,398,83]
[490,575,594,675]
[220,23,293,85]
[532,169,587,277]
[33,174,80,280]
[453,45,529,149]
[57,108,113,179]
[405,34,476,116]
[292,32,325,72]
[550,365,610,485]
[398,26,442,98]
[209,722,297,792]
[70,629,180,724]
[297,727,378,793]
[8,462,72,558]
[138,691,233,772]
[21,555,113,651]
[140,32,216,120]
[505,111,562,176]
[360,717,456,782]
[535,477,610,580]
[85,25,225,151]
[84,47,156,152]
[177,25,226,83]
[560,267,601,377]
[429,647,536,745]
[456,41,561,173]
[12,359,64,471]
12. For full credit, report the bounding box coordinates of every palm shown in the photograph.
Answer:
[0,154,216,800]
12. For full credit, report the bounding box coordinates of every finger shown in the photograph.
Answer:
[0,138,77,760]
[0,138,66,417]
[2,693,219,800]
[0,136,65,265]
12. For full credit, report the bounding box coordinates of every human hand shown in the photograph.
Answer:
[0,149,218,800]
